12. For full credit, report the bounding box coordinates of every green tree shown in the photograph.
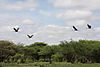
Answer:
[0,40,17,62]
[39,46,52,61]
[23,42,47,61]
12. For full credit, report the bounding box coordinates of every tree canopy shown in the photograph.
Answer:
[0,40,100,63]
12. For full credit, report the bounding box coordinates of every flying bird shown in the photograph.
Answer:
[27,35,33,38]
[13,28,19,32]
[87,24,91,29]
[72,26,78,31]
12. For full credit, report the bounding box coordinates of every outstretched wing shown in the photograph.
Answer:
[87,24,91,29]
[27,35,30,38]
[13,28,19,32]
[16,28,19,31]
[73,26,78,31]
[27,35,33,38]
[30,35,33,38]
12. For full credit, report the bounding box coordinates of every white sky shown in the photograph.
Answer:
[0,0,100,45]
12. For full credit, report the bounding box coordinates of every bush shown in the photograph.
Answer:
[40,64,45,67]
[0,64,3,67]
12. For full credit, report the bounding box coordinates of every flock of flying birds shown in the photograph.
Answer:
[73,24,92,31]
[13,27,33,38]
[13,24,92,38]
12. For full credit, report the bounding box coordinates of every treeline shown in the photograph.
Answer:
[0,40,100,63]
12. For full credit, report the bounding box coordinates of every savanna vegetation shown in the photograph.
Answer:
[1,62,100,67]
[0,40,100,67]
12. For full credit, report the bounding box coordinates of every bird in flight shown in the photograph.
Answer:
[27,34,33,38]
[72,26,78,31]
[13,27,19,32]
[87,24,91,29]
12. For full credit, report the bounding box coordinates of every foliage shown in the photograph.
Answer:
[0,40,100,63]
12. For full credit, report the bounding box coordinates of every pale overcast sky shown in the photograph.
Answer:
[0,0,100,45]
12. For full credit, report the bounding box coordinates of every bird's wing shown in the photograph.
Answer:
[17,28,19,31]
[87,24,91,29]
[13,28,17,32]
[73,26,78,31]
